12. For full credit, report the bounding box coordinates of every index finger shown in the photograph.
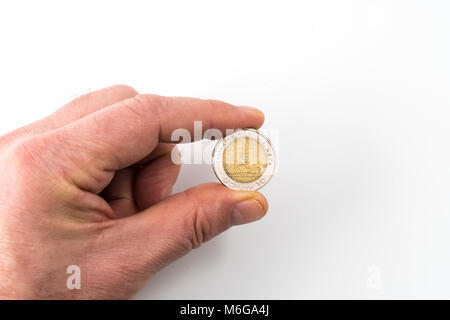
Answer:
[55,94,264,172]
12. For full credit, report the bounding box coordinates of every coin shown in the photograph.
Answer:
[212,128,275,191]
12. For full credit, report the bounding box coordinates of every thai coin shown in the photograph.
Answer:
[212,128,275,191]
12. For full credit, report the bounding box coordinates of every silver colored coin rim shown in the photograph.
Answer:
[212,128,275,191]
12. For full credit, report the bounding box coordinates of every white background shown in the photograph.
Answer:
[1,0,450,299]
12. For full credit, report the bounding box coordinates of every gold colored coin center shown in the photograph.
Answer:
[222,136,268,183]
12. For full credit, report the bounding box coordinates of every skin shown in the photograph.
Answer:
[0,85,268,299]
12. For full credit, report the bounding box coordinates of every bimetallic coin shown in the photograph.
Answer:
[212,129,275,191]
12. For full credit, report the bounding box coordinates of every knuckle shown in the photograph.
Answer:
[0,128,30,154]
[8,137,43,165]
[0,133,14,151]
[178,191,204,249]
[206,98,220,108]
[114,84,139,97]
[205,99,230,129]
[206,98,234,111]
[117,96,151,131]
[136,94,164,113]
[120,94,159,118]
[192,210,210,249]
[131,93,163,127]
[180,189,227,249]
[6,134,63,173]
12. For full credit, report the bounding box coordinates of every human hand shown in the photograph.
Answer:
[0,85,268,299]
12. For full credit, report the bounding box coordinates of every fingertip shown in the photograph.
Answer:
[237,106,265,129]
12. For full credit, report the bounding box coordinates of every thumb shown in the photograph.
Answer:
[109,183,268,276]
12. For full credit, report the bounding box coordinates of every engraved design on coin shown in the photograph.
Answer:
[212,129,275,191]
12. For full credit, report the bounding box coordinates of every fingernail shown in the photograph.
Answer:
[230,200,265,226]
